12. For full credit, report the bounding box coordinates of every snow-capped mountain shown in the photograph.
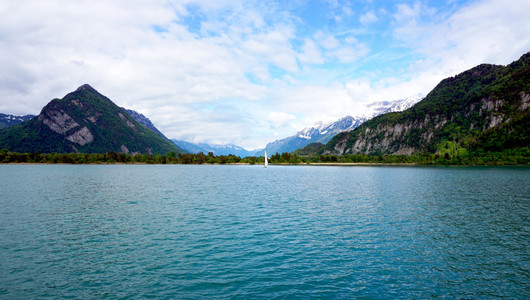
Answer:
[296,116,366,141]
[362,96,422,118]
[259,96,422,155]
[172,140,257,157]
[0,113,36,129]
[259,116,366,155]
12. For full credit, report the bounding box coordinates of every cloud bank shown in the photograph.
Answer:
[1,0,529,149]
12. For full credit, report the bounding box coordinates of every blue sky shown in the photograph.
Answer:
[1,0,529,149]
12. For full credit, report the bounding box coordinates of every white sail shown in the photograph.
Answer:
[264,151,268,168]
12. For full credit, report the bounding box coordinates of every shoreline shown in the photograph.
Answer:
[303,162,417,166]
[1,162,528,167]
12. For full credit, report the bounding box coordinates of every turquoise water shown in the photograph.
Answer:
[0,165,528,298]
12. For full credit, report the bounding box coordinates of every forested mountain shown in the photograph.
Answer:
[322,52,530,156]
[0,84,184,154]
[0,113,36,129]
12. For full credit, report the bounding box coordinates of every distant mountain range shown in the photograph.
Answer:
[170,97,420,157]
[0,84,184,154]
[172,140,256,157]
[254,96,421,155]
[0,113,36,129]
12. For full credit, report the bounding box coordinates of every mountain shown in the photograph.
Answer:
[260,116,366,155]
[0,113,36,129]
[0,84,184,154]
[322,52,530,156]
[259,97,421,155]
[172,140,256,157]
[122,108,168,139]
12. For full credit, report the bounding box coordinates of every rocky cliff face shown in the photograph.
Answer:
[323,53,530,155]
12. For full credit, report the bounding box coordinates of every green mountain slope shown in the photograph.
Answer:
[0,84,184,154]
[322,52,530,156]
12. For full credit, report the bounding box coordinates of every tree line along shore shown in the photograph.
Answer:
[1,148,529,166]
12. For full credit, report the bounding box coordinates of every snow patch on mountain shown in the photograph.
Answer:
[0,113,36,129]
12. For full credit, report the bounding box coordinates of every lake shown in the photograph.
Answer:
[0,165,529,298]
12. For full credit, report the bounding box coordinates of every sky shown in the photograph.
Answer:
[1,0,529,150]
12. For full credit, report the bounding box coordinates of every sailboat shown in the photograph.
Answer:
[264,151,268,168]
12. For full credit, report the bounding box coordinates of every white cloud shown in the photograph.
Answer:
[266,111,297,128]
[313,31,370,63]
[325,0,354,23]
[298,39,324,65]
[269,76,424,128]
[241,25,299,73]
[392,0,530,77]
[393,1,424,23]
[331,43,370,63]
[360,10,378,26]
[342,6,353,17]
[270,83,355,127]
[315,31,340,50]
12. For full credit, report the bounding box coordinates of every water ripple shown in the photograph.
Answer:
[0,165,528,298]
